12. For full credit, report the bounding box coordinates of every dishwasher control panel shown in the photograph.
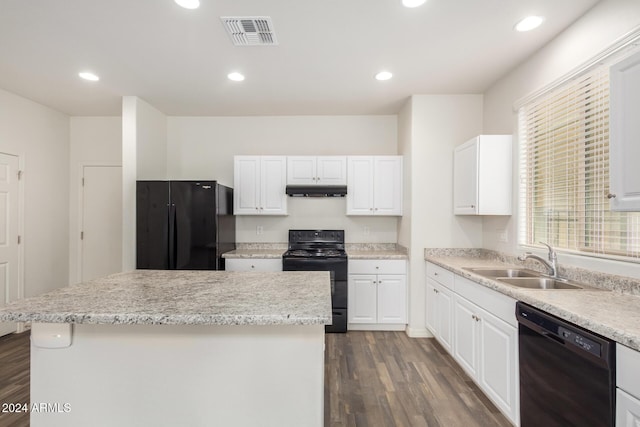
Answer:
[558,326,601,357]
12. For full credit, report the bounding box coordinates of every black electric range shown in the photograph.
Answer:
[282,230,347,333]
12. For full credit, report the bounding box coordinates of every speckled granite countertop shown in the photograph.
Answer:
[0,270,332,326]
[223,243,408,260]
[424,249,640,351]
[223,249,285,259]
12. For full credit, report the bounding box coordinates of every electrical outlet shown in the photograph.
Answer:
[363,226,370,235]
[256,226,263,235]
[498,229,508,243]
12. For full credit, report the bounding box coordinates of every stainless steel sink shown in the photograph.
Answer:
[465,267,540,278]
[497,277,586,290]
[464,267,602,290]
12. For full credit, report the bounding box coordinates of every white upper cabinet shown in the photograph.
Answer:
[234,156,287,215]
[347,156,402,216]
[610,52,640,211]
[287,156,346,186]
[453,135,512,215]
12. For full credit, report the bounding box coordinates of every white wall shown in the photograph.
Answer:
[398,95,483,336]
[483,0,640,278]
[166,116,398,243]
[0,88,70,297]
[69,117,122,284]
[122,97,168,271]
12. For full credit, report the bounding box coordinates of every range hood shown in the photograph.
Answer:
[285,185,347,197]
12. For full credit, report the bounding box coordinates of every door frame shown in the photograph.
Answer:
[77,164,122,283]
[0,152,25,333]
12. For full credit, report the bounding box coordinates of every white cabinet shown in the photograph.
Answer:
[453,135,512,215]
[346,156,402,216]
[348,260,407,329]
[425,262,519,426]
[453,275,519,425]
[426,278,454,353]
[225,258,282,272]
[610,52,640,211]
[234,156,287,215]
[617,344,640,426]
[287,156,346,186]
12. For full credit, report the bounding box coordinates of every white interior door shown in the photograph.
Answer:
[0,153,20,337]
[81,166,122,282]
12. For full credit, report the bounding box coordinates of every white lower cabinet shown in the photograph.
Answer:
[617,344,640,426]
[348,260,407,330]
[426,262,519,426]
[224,258,282,272]
[426,278,454,354]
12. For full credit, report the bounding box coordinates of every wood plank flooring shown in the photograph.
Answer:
[0,332,29,427]
[325,331,512,427]
[0,330,511,427]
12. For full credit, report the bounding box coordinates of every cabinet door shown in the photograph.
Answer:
[610,53,640,211]
[478,309,519,424]
[287,157,316,185]
[346,156,374,215]
[260,157,287,215]
[373,156,402,216]
[436,283,454,354]
[225,258,282,272]
[453,296,479,378]
[234,156,261,215]
[453,138,479,214]
[425,278,438,334]
[377,275,406,324]
[617,389,640,427]
[348,275,377,324]
[317,156,347,185]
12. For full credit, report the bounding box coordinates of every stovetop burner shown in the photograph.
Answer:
[283,229,346,259]
[284,248,346,258]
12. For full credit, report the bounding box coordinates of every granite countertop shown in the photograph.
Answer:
[424,250,640,352]
[222,249,285,259]
[223,243,409,260]
[0,270,332,326]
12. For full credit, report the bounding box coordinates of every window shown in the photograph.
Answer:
[518,63,640,260]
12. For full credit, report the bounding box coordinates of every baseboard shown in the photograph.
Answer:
[405,326,433,338]
[347,324,406,331]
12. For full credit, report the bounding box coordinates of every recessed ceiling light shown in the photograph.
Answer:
[78,72,99,82]
[515,16,544,32]
[375,71,393,81]
[402,0,427,8]
[174,0,200,9]
[227,72,245,82]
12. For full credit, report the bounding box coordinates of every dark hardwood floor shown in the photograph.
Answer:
[325,331,512,427]
[0,330,511,427]
[0,332,29,427]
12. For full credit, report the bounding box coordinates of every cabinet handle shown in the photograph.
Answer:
[434,272,439,276]
[607,193,617,199]
[251,265,255,269]
[374,208,378,211]
[370,208,373,211]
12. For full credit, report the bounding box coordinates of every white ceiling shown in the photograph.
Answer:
[0,0,600,116]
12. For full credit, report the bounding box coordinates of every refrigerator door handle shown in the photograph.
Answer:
[168,203,176,269]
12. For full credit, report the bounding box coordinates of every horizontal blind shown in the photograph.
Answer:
[518,64,640,260]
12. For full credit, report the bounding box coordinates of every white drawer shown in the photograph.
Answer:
[349,259,406,275]
[225,258,282,272]
[454,275,517,327]
[618,344,640,400]
[426,262,454,290]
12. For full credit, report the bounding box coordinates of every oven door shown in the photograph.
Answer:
[282,257,347,309]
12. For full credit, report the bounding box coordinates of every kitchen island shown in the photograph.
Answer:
[0,270,332,427]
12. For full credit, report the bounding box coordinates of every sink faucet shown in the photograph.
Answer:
[518,242,558,278]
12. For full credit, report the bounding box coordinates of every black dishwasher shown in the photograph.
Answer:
[516,302,615,427]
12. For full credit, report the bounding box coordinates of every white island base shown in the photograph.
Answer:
[30,323,325,427]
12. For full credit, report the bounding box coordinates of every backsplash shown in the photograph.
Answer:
[424,248,640,295]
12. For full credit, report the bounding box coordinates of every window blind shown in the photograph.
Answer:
[518,64,640,260]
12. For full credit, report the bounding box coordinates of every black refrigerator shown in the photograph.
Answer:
[136,181,235,270]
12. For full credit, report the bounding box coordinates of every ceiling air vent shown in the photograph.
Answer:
[221,16,278,46]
